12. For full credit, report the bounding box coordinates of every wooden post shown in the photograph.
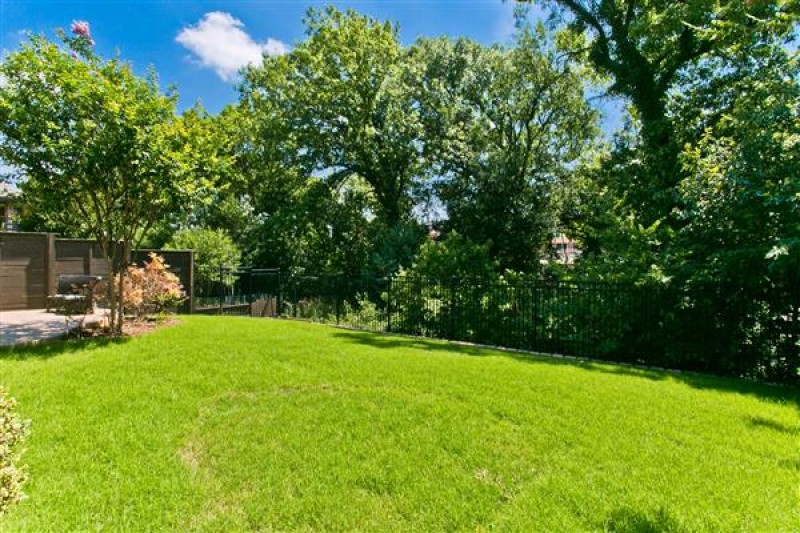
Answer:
[187,250,195,314]
[87,241,94,276]
[44,233,56,302]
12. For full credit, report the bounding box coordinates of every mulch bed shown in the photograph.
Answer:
[123,317,181,337]
[72,316,181,339]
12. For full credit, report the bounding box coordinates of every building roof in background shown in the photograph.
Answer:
[0,182,21,199]
[551,234,574,245]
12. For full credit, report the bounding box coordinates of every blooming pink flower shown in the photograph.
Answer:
[71,20,91,38]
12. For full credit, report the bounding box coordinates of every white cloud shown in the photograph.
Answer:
[176,12,288,81]
[493,1,517,43]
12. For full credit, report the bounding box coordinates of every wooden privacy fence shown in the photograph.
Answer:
[0,232,194,312]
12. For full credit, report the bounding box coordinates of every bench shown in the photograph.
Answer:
[47,275,103,315]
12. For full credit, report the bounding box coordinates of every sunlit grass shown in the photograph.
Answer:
[0,316,797,531]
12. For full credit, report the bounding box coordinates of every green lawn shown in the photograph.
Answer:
[0,317,797,531]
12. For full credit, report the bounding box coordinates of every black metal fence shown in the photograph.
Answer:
[193,269,800,384]
[193,268,389,327]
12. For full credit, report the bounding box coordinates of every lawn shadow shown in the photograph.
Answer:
[0,336,130,361]
[332,328,495,357]
[748,415,799,435]
[779,457,800,471]
[581,362,669,382]
[329,328,800,408]
[603,506,686,533]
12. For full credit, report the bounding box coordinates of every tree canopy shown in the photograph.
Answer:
[242,7,423,229]
[409,28,598,270]
[3,4,796,290]
[519,0,798,223]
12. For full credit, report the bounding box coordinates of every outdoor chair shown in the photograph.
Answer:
[47,275,103,315]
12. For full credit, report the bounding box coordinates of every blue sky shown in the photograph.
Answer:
[1,0,624,130]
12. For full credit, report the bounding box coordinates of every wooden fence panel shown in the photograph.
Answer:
[0,232,53,311]
[1,232,194,311]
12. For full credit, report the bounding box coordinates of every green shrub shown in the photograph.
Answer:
[342,293,385,329]
[0,387,28,515]
[406,231,498,280]
[166,228,242,287]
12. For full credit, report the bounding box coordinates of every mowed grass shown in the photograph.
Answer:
[0,317,798,532]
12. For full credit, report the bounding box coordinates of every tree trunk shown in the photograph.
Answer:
[100,237,119,336]
[115,241,131,336]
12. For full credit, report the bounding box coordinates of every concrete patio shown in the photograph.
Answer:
[0,308,107,347]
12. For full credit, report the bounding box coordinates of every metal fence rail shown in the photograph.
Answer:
[193,268,800,384]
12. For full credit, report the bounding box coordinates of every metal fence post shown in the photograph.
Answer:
[387,277,392,333]
[246,268,253,316]
[277,270,282,318]
[450,277,456,340]
[335,275,341,325]
[218,264,224,315]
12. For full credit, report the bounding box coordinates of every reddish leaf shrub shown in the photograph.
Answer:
[118,253,185,317]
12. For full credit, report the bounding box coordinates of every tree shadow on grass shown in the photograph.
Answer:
[581,362,670,382]
[603,506,686,533]
[329,328,800,407]
[779,457,800,471]
[332,329,495,357]
[0,336,130,361]
[748,415,799,435]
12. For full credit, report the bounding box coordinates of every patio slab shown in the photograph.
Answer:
[0,308,107,347]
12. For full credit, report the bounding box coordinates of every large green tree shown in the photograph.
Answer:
[409,30,598,271]
[673,43,799,285]
[241,7,424,229]
[0,27,210,333]
[518,0,797,222]
[564,39,799,286]
[235,7,428,276]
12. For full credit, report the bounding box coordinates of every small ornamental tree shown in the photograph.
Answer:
[0,23,207,334]
[0,387,28,516]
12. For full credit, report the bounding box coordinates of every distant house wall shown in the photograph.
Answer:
[0,203,19,231]
[0,232,194,312]
[549,234,581,265]
[0,183,21,231]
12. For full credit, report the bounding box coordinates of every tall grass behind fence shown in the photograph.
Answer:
[194,269,800,384]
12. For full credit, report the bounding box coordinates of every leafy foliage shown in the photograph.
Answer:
[673,43,800,285]
[118,253,185,317]
[409,29,598,271]
[538,0,799,286]
[520,0,797,222]
[236,9,597,275]
[0,29,210,333]
[403,231,499,281]
[167,228,242,287]
[241,7,422,229]
[0,387,28,516]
